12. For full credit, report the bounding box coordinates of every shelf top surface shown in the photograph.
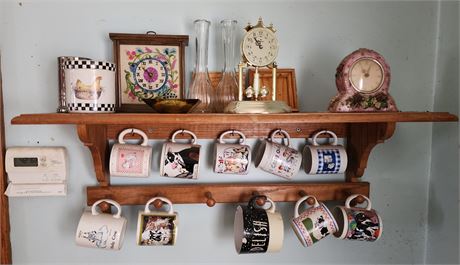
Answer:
[11,112,458,125]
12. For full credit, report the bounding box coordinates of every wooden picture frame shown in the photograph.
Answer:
[110,33,189,112]
[248,68,299,112]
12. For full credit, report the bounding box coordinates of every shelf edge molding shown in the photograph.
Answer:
[11,112,458,125]
[86,182,370,206]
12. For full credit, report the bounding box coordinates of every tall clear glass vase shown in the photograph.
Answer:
[188,19,213,113]
[213,19,238,113]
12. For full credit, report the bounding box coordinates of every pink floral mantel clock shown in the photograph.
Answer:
[328,48,398,112]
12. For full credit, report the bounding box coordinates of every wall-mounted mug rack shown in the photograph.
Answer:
[11,112,458,211]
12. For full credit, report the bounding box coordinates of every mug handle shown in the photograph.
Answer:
[294,195,320,218]
[312,130,338,146]
[171,129,197,144]
[219,130,246,144]
[269,129,291,147]
[345,194,372,210]
[91,199,122,219]
[248,195,276,214]
[144,197,174,214]
[265,197,276,214]
[118,128,149,146]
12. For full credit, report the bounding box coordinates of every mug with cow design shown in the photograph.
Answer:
[75,199,127,250]
[160,129,201,179]
[291,195,338,247]
[333,194,383,241]
[110,128,152,177]
[136,197,178,246]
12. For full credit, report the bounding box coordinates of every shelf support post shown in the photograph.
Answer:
[346,122,396,182]
[77,124,110,186]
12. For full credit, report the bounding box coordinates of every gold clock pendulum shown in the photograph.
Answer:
[224,18,292,114]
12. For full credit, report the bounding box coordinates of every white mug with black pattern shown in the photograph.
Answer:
[160,129,201,179]
[303,130,348,174]
[75,199,127,250]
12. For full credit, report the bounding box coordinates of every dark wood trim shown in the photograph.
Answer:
[0,54,12,264]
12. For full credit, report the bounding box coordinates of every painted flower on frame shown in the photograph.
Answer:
[123,46,180,102]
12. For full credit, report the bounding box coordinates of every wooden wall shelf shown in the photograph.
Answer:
[11,111,458,207]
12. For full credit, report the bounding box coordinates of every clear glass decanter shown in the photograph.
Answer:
[213,19,238,113]
[188,19,213,113]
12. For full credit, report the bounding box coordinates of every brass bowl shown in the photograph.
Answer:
[142,98,200,113]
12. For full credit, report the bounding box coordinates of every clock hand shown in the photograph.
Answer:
[254,37,263,49]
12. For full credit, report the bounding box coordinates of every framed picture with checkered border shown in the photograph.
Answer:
[110,32,189,112]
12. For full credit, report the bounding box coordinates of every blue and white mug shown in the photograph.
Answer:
[303,130,348,174]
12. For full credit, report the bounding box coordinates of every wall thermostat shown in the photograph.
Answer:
[5,147,68,197]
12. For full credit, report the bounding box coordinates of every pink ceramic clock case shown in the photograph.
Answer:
[328,48,398,112]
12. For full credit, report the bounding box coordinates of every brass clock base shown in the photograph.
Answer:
[224,101,292,114]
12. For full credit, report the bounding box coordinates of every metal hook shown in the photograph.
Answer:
[130,128,134,136]
[146,30,157,35]
[180,129,185,135]
[231,130,235,136]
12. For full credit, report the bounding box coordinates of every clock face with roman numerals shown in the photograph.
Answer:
[134,58,168,91]
[242,27,279,67]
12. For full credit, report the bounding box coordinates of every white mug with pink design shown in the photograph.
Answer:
[214,130,251,175]
[109,128,152,177]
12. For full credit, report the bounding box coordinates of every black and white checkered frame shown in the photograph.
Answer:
[64,59,116,71]
[68,103,115,112]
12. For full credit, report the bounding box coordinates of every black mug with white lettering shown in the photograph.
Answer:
[234,195,284,254]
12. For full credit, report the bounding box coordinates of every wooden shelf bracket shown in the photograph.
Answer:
[346,122,396,182]
[77,124,110,186]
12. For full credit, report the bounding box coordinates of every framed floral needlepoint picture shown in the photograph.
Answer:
[110,32,189,112]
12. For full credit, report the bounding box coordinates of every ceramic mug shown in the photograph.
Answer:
[255,129,302,179]
[291,195,338,247]
[136,197,178,246]
[160,129,201,179]
[214,130,251,175]
[234,195,284,254]
[333,194,383,241]
[303,130,348,174]
[109,128,152,177]
[75,199,127,250]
